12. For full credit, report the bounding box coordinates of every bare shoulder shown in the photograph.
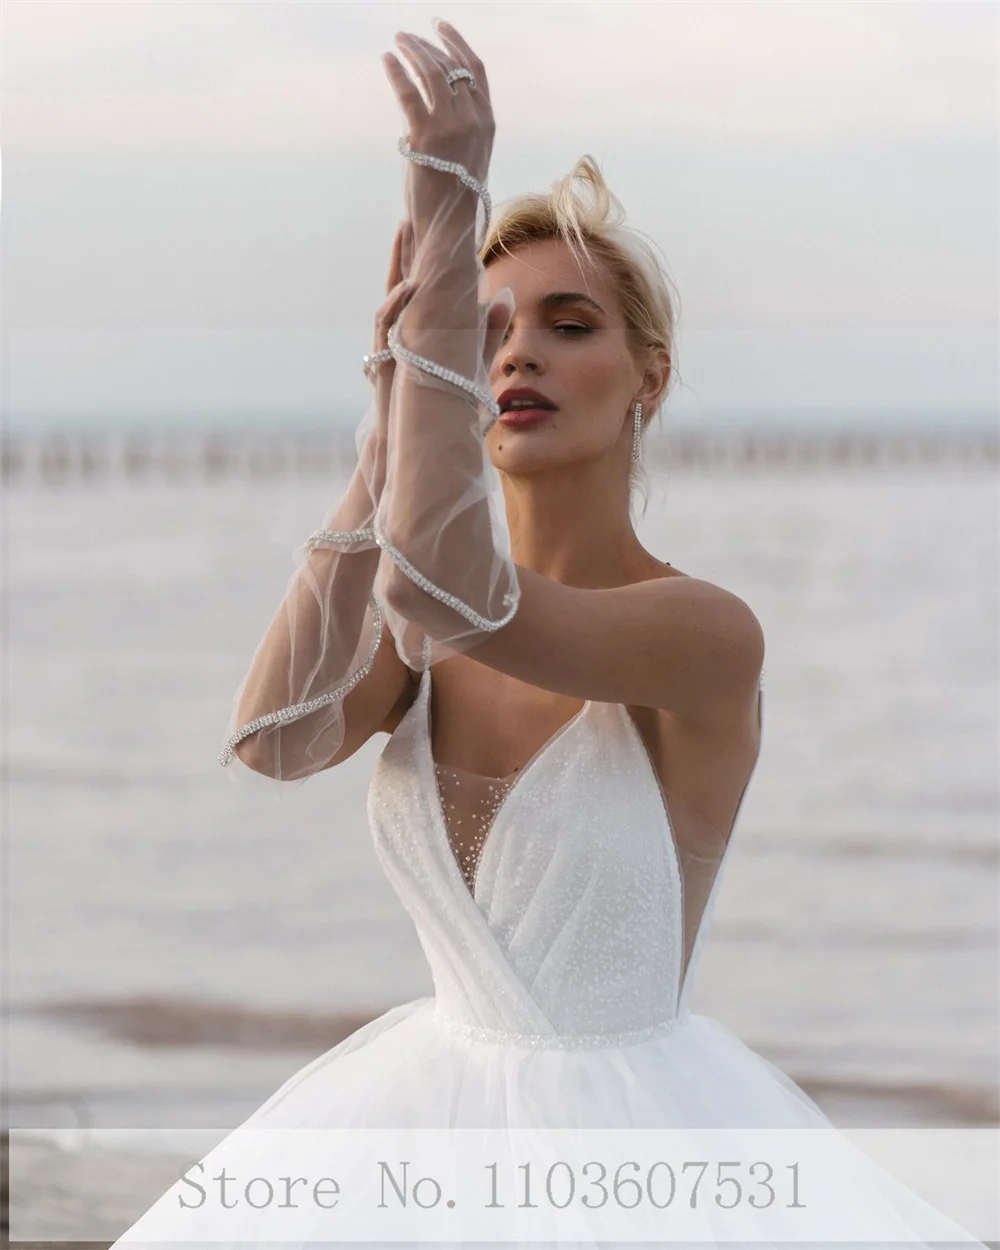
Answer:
[630,557,762,737]
[638,557,761,648]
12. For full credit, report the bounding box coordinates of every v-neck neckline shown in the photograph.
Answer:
[421,666,591,902]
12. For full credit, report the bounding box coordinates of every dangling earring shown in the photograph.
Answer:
[631,402,643,461]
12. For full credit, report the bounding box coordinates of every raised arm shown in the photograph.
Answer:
[219,225,419,790]
[376,23,763,732]
[364,23,522,677]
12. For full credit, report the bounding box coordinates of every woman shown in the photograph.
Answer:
[116,19,985,1248]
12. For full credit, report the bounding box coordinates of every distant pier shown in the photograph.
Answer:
[1,425,996,487]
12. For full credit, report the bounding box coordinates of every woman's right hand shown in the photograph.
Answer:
[368,217,416,499]
[383,22,496,252]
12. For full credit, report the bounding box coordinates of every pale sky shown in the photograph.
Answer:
[2,0,997,429]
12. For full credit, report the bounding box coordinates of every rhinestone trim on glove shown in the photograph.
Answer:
[218,592,385,767]
[397,137,492,233]
[363,348,393,380]
[386,321,501,430]
[304,526,377,551]
[373,517,518,632]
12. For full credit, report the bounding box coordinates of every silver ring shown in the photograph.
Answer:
[445,67,476,91]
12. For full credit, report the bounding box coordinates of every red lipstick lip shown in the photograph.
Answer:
[497,407,554,427]
[497,386,557,412]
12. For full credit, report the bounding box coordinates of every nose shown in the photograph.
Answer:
[499,330,542,375]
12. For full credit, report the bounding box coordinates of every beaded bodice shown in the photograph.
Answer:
[432,762,515,894]
[367,666,743,1048]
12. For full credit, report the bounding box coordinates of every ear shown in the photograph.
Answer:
[638,347,672,410]
[482,286,514,369]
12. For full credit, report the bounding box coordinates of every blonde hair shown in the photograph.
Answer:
[479,154,682,520]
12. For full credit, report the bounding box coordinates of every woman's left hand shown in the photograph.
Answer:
[382,20,495,246]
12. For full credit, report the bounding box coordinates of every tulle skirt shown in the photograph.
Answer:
[113,996,984,1248]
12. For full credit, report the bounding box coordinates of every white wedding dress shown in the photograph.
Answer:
[96,74,990,1241]
[114,664,987,1248]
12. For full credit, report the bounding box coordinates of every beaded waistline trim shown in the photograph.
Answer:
[433,1006,690,1051]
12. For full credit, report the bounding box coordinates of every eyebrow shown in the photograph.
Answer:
[536,291,606,316]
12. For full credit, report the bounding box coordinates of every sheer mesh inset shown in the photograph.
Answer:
[433,762,514,893]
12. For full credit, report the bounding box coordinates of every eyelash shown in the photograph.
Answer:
[501,323,592,341]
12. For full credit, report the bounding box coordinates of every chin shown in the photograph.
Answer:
[490,425,550,452]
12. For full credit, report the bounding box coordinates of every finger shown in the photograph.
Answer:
[394,33,442,110]
[375,281,416,345]
[407,31,451,72]
[408,26,478,111]
[386,279,415,318]
[374,360,392,438]
[406,31,460,98]
[387,221,404,295]
[400,219,414,280]
[431,20,490,101]
[408,29,489,125]
[381,51,425,121]
[374,286,417,432]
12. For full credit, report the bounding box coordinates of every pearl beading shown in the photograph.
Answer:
[218,590,385,767]
[373,516,519,632]
[433,1005,691,1052]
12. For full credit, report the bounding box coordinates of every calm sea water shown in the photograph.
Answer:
[5,454,998,1131]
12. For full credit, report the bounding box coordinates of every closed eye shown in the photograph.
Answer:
[500,323,592,341]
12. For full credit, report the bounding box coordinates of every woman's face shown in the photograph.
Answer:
[482,237,655,472]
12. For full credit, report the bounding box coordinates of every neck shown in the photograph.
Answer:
[500,452,652,588]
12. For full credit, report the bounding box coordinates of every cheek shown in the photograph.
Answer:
[570,340,625,396]
[562,344,629,426]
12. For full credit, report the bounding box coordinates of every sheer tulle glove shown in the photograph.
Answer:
[218,223,417,790]
[220,21,519,788]
[374,21,520,670]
